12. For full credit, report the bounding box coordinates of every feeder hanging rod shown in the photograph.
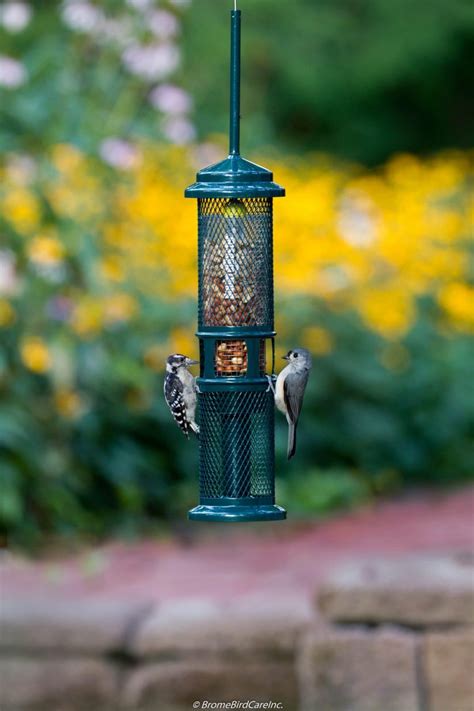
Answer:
[229,8,241,155]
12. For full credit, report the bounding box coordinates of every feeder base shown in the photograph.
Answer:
[188,503,286,522]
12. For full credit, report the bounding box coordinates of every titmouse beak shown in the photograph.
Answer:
[282,354,290,361]
[186,358,199,366]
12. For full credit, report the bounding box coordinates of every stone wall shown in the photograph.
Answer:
[1,552,472,710]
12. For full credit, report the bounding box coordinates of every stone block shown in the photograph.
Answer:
[122,659,297,710]
[298,625,418,711]
[318,552,474,626]
[0,657,117,709]
[0,599,152,654]
[423,628,474,711]
[131,596,312,659]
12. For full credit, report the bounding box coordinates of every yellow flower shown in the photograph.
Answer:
[170,327,197,360]
[51,143,85,174]
[54,388,83,419]
[21,337,52,373]
[28,235,65,266]
[2,188,40,232]
[144,343,170,371]
[104,293,138,324]
[71,299,103,338]
[438,283,474,331]
[99,255,125,283]
[302,326,333,355]
[385,153,423,188]
[0,299,15,328]
[358,288,415,338]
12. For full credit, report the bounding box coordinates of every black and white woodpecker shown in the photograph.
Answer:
[164,354,200,437]
[271,348,312,460]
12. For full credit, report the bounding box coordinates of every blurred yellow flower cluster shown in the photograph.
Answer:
[28,232,65,266]
[106,148,472,338]
[1,144,472,363]
[0,298,15,328]
[71,293,138,337]
[275,152,473,337]
[20,337,52,373]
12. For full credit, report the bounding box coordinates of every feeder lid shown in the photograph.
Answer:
[185,153,285,199]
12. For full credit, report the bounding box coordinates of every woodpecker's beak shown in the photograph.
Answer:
[186,358,199,366]
[282,354,290,361]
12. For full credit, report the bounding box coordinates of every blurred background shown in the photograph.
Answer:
[0,0,473,551]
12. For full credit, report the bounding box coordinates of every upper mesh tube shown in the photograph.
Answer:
[198,197,273,329]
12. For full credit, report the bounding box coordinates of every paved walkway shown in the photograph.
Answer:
[2,487,473,606]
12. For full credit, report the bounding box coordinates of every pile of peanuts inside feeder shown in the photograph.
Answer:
[216,340,248,375]
[203,200,260,327]
[215,340,267,376]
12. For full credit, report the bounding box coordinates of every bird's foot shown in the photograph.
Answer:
[265,374,276,394]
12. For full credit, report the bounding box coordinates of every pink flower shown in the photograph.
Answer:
[148,10,179,39]
[161,116,196,145]
[99,138,140,170]
[101,17,134,46]
[149,84,192,114]
[0,251,18,296]
[0,2,32,33]
[122,43,180,81]
[0,55,27,88]
[61,1,105,33]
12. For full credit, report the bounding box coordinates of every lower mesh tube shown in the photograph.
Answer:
[199,390,274,501]
[223,411,251,498]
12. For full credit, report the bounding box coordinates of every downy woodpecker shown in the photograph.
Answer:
[164,354,200,437]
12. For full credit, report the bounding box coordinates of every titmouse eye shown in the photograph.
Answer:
[294,352,298,358]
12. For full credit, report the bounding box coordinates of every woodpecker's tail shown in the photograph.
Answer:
[190,421,200,438]
[287,421,297,459]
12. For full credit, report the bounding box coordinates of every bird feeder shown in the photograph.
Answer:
[185,5,286,521]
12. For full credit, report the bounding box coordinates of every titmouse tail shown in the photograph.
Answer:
[287,421,297,460]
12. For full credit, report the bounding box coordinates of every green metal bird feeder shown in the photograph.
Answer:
[185,5,286,522]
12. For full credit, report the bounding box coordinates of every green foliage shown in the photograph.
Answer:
[276,296,474,486]
[277,468,372,517]
[0,298,198,548]
[2,292,473,547]
[183,0,474,163]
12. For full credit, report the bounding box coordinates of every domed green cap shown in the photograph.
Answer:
[185,154,285,199]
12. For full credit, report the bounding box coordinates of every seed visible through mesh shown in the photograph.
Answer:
[216,340,247,376]
[198,198,273,328]
[214,339,267,377]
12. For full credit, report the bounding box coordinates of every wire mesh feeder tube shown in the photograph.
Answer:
[194,387,280,521]
[198,198,273,328]
[201,391,268,499]
[224,410,249,498]
[184,7,286,522]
